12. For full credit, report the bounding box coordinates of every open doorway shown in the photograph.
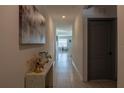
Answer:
[56,27,72,60]
[53,25,73,87]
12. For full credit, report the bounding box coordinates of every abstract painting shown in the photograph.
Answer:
[19,5,46,44]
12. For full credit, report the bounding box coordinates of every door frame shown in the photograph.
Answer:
[87,18,117,81]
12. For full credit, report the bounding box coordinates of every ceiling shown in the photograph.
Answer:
[36,5,116,37]
[37,5,83,26]
[37,5,83,35]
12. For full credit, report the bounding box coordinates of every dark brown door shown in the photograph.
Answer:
[88,18,117,80]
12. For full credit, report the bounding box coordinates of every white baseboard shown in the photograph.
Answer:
[71,59,83,81]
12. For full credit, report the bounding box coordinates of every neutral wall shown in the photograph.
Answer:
[37,6,56,61]
[117,6,124,88]
[72,13,83,81]
[82,15,88,81]
[0,6,44,87]
[47,16,55,61]
[83,6,117,18]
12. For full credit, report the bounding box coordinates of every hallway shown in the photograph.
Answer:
[53,51,74,87]
[53,51,117,88]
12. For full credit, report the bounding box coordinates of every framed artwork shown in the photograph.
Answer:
[19,5,46,44]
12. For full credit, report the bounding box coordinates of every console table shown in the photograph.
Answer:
[25,61,54,88]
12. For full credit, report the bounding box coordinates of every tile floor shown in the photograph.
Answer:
[53,51,117,88]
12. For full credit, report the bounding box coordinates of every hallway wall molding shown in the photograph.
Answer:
[72,59,83,81]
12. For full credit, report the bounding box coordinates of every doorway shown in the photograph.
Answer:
[88,18,117,81]
[56,28,72,58]
[53,27,73,87]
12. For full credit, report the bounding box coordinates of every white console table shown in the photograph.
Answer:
[25,61,54,88]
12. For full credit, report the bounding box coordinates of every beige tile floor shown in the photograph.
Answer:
[53,51,117,88]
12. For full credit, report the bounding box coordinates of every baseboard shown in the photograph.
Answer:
[71,59,83,81]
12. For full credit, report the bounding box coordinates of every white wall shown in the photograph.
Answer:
[0,6,44,87]
[47,16,55,61]
[72,12,83,81]
[117,6,124,88]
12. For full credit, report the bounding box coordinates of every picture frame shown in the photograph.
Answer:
[19,5,46,44]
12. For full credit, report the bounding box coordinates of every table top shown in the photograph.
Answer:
[26,61,55,76]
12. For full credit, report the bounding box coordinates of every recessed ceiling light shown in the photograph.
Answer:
[62,16,66,19]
